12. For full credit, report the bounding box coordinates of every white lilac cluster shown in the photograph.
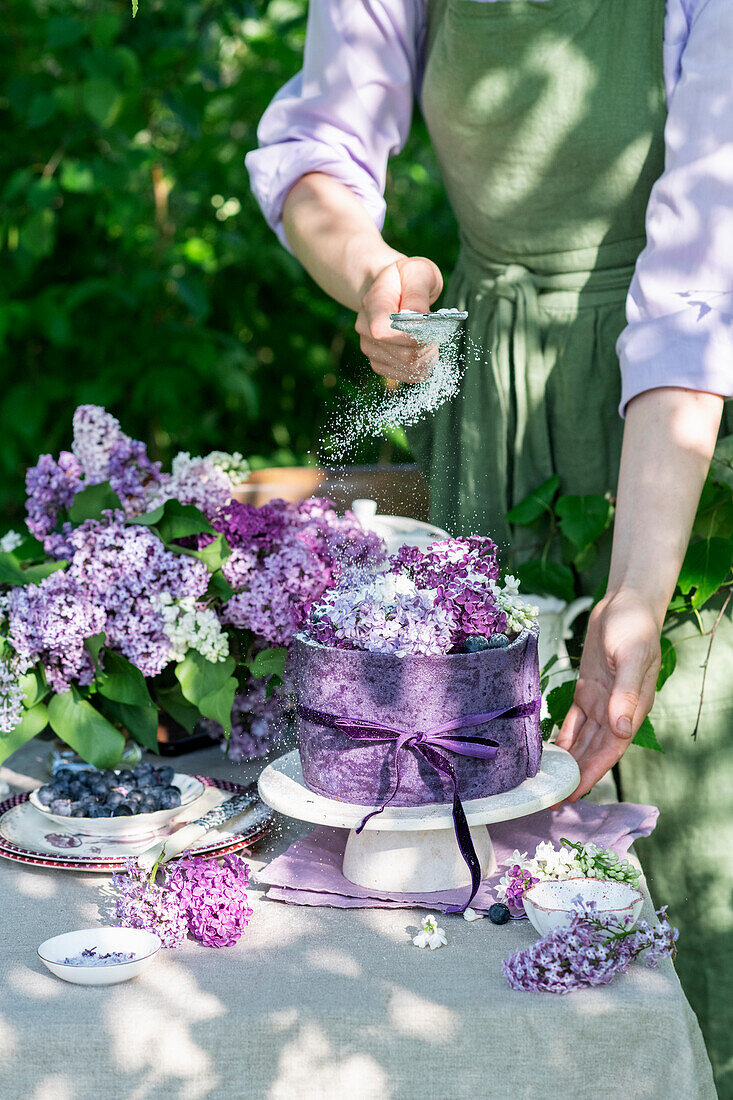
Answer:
[0,653,24,734]
[205,451,250,486]
[0,531,23,553]
[310,570,456,657]
[148,452,233,520]
[157,595,230,664]
[72,404,126,484]
[495,840,641,915]
[491,575,539,634]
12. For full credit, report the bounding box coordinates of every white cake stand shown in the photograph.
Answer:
[258,745,580,894]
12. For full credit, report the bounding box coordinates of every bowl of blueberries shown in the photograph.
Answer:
[29,762,205,837]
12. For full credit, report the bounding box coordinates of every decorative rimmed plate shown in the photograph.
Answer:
[0,778,274,872]
[28,772,205,838]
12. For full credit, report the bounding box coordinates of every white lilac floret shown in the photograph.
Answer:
[412,914,448,949]
[502,904,678,994]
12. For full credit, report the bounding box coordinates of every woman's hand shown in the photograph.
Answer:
[555,589,662,801]
[355,256,443,383]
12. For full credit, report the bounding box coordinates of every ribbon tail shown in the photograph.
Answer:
[420,745,482,914]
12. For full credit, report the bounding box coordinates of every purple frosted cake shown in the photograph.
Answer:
[294,623,542,807]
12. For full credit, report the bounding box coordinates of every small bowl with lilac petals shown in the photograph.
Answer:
[38,927,161,986]
[523,878,644,938]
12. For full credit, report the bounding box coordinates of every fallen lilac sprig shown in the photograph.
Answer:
[502,904,678,994]
[111,854,253,949]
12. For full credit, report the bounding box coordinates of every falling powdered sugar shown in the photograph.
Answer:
[322,310,469,459]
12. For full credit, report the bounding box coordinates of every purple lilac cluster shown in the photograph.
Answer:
[111,855,253,949]
[502,904,678,994]
[67,515,208,677]
[309,537,508,657]
[24,407,238,547]
[5,571,106,693]
[216,498,384,648]
[497,864,541,916]
[167,854,253,947]
[25,452,82,557]
[199,675,288,761]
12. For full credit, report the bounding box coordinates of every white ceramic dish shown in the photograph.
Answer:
[37,927,161,985]
[523,877,644,937]
[29,772,205,838]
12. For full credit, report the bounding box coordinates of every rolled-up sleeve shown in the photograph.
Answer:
[618,0,733,413]
[245,0,423,248]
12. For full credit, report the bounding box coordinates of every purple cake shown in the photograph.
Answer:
[294,623,542,807]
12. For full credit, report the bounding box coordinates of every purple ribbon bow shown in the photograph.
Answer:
[297,697,541,913]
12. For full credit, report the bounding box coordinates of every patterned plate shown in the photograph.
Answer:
[0,777,274,873]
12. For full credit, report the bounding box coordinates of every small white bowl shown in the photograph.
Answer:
[29,772,205,838]
[523,877,644,937]
[38,927,161,985]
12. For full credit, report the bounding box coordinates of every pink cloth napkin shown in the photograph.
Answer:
[257,801,658,912]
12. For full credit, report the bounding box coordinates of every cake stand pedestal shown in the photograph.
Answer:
[258,745,580,895]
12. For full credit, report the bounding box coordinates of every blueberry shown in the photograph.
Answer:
[140,797,161,813]
[117,770,136,785]
[156,766,175,785]
[488,903,511,925]
[487,633,510,649]
[127,791,145,807]
[70,802,90,818]
[86,804,112,818]
[49,799,72,816]
[158,787,181,810]
[105,792,124,810]
[112,803,134,817]
[36,786,56,806]
[463,635,490,653]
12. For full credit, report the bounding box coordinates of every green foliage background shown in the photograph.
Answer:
[1,0,458,531]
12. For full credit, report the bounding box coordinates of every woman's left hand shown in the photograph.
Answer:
[555,589,662,801]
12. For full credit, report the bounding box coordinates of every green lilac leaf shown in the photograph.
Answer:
[115,702,159,753]
[515,560,575,604]
[545,679,577,731]
[248,646,288,681]
[175,651,236,734]
[131,499,214,543]
[677,537,733,609]
[656,637,677,692]
[193,532,231,573]
[632,717,664,753]
[97,649,156,709]
[155,683,201,735]
[0,703,50,765]
[69,481,123,524]
[556,495,612,551]
[505,475,560,526]
[47,689,125,768]
[19,667,48,709]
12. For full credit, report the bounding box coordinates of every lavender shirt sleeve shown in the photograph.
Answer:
[618,0,733,412]
[244,0,423,249]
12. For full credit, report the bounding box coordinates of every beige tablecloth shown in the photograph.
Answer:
[0,741,717,1100]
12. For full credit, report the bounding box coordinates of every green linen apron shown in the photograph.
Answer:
[415,2,733,1093]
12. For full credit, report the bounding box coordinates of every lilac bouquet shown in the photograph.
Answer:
[496,840,642,916]
[0,406,381,766]
[502,903,678,994]
[308,537,538,657]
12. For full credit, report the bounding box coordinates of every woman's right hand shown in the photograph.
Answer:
[355,256,443,383]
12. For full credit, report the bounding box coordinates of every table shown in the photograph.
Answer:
[0,740,717,1100]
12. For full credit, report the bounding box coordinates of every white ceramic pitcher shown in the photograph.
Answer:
[526,594,593,703]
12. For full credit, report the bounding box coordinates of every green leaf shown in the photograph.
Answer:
[82,77,123,128]
[84,632,106,671]
[515,560,575,604]
[192,533,231,573]
[656,637,677,692]
[175,651,236,734]
[47,689,125,768]
[131,0,138,18]
[69,481,123,524]
[155,683,200,735]
[115,702,159,753]
[556,495,612,551]
[22,560,68,585]
[632,717,664,753]
[545,680,577,732]
[571,542,597,572]
[677,538,733,609]
[710,436,733,493]
[131,500,214,543]
[19,667,48,709]
[0,553,66,587]
[0,703,49,765]
[505,476,560,526]
[248,647,288,682]
[11,536,46,562]
[97,650,156,709]
[207,571,234,602]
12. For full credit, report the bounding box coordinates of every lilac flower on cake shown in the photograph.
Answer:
[5,571,106,693]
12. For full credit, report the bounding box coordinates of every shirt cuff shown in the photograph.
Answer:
[617,309,733,415]
[245,140,387,253]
